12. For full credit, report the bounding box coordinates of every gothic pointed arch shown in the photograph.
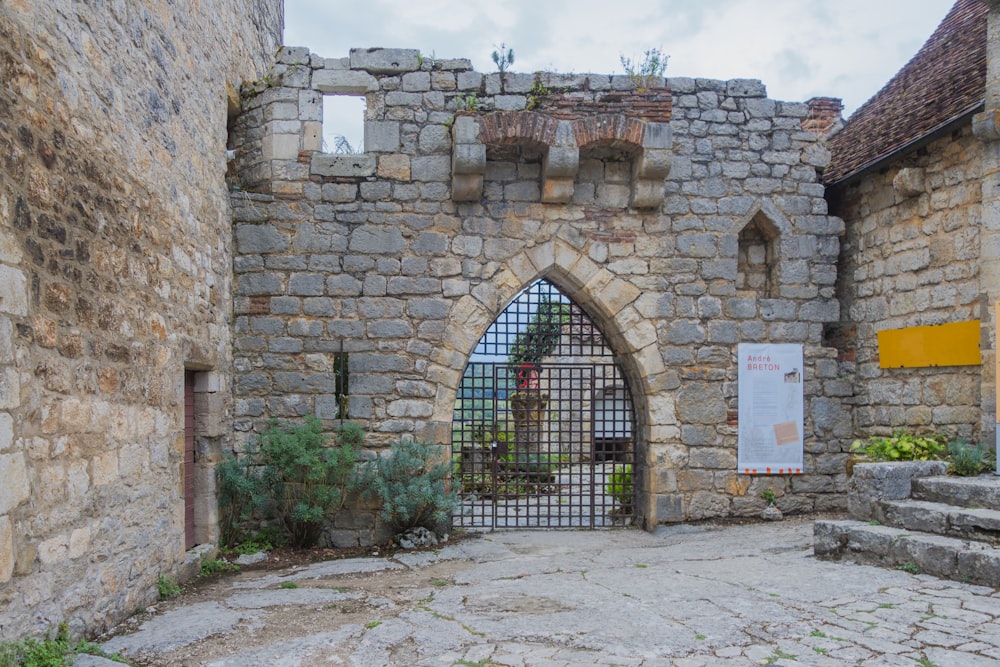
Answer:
[736,201,787,298]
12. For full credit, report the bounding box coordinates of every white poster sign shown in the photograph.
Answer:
[737,343,804,475]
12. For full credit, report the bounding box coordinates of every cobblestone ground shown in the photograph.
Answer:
[102,517,1000,666]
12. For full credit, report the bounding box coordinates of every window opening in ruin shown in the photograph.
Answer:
[322,95,365,154]
[452,279,635,529]
[737,213,779,297]
[333,350,349,419]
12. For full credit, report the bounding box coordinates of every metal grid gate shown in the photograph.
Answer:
[452,279,635,529]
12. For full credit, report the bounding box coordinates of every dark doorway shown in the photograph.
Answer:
[183,371,196,549]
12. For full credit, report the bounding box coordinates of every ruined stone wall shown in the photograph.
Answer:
[0,0,281,638]
[829,126,985,441]
[231,47,851,540]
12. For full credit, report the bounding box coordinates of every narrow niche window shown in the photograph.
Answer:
[737,213,779,298]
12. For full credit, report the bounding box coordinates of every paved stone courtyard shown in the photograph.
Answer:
[97,517,1000,666]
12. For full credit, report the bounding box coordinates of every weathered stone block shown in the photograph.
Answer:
[236,224,289,254]
[0,452,29,513]
[847,461,949,520]
[313,69,378,94]
[0,266,27,316]
[377,154,411,180]
[365,121,401,152]
[311,153,376,177]
[0,412,11,451]
[0,368,19,410]
[0,515,11,583]
[350,48,420,73]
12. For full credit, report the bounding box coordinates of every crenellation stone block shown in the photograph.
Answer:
[313,69,379,94]
[350,47,420,74]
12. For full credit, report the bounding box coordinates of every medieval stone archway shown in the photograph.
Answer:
[451,277,641,528]
[425,240,660,529]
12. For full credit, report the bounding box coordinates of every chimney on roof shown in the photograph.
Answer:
[802,97,844,138]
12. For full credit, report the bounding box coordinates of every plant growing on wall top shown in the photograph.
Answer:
[620,47,668,91]
[492,43,515,74]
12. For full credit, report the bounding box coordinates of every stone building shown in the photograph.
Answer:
[228,47,851,539]
[824,0,998,449]
[2,0,997,643]
[0,0,282,638]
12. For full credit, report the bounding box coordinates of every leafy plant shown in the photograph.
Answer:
[849,431,946,462]
[279,582,299,589]
[199,559,239,577]
[491,43,515,74]
[606,464,633,511]
[620,47,668,91]
[525,80,551,110]
[760,488,777,504]
[258,417,363,547]
[360,438,458,532]
[456,93,479,111]
[230,536,274,556]
[0,623,130,667]
[216,449,268,548]
[508,298,571,384]
[157,574,180,599]
[947,437,994,476]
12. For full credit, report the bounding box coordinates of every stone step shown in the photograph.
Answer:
[814,520,1000,587]
[911,475,1000,511]
[877,499,1000,546]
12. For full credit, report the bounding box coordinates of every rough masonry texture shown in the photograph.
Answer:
[0,1,281,639]
[230,47,851,539]
[828,127,985,438]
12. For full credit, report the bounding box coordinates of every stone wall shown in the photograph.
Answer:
[828,126,985,440]
[0,1,280,638]
[231,47,852,536]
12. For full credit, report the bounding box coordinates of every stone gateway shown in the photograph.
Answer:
[1,0,996,643]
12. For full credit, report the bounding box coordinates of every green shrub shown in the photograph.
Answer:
[947,438,995,476]
[216,448,268,548]
[157,574,180,599]
[606,464,633,511]
[199,558,239,577]
[361,439,457,532]
[231,536,274,556]
[849,431,946,462]
[0,624,129,667]
[257,417,362,547]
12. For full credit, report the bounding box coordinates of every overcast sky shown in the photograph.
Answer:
[284,0,955,118]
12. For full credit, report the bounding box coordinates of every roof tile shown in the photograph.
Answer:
[824,0,987,184]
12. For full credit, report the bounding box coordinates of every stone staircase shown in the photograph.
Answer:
[814,461,1000,587]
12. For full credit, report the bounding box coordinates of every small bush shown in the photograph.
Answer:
[849,431,946,462]
[199,559,239,577]
[0,624,129,667]
[947,438,994,476]
[606,464,633,512]
[157,574,180,599]
[620,47,668,91]
[218,418,367,549]
[216,448,267,548]
[231,536,274,556]
[361,439,458,532]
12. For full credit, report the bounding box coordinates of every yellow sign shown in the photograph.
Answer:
[878,320,981,368]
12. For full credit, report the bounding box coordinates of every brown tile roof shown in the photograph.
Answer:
[824,0,987,184]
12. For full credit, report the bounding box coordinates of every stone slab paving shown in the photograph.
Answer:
[98,517,1000,666]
